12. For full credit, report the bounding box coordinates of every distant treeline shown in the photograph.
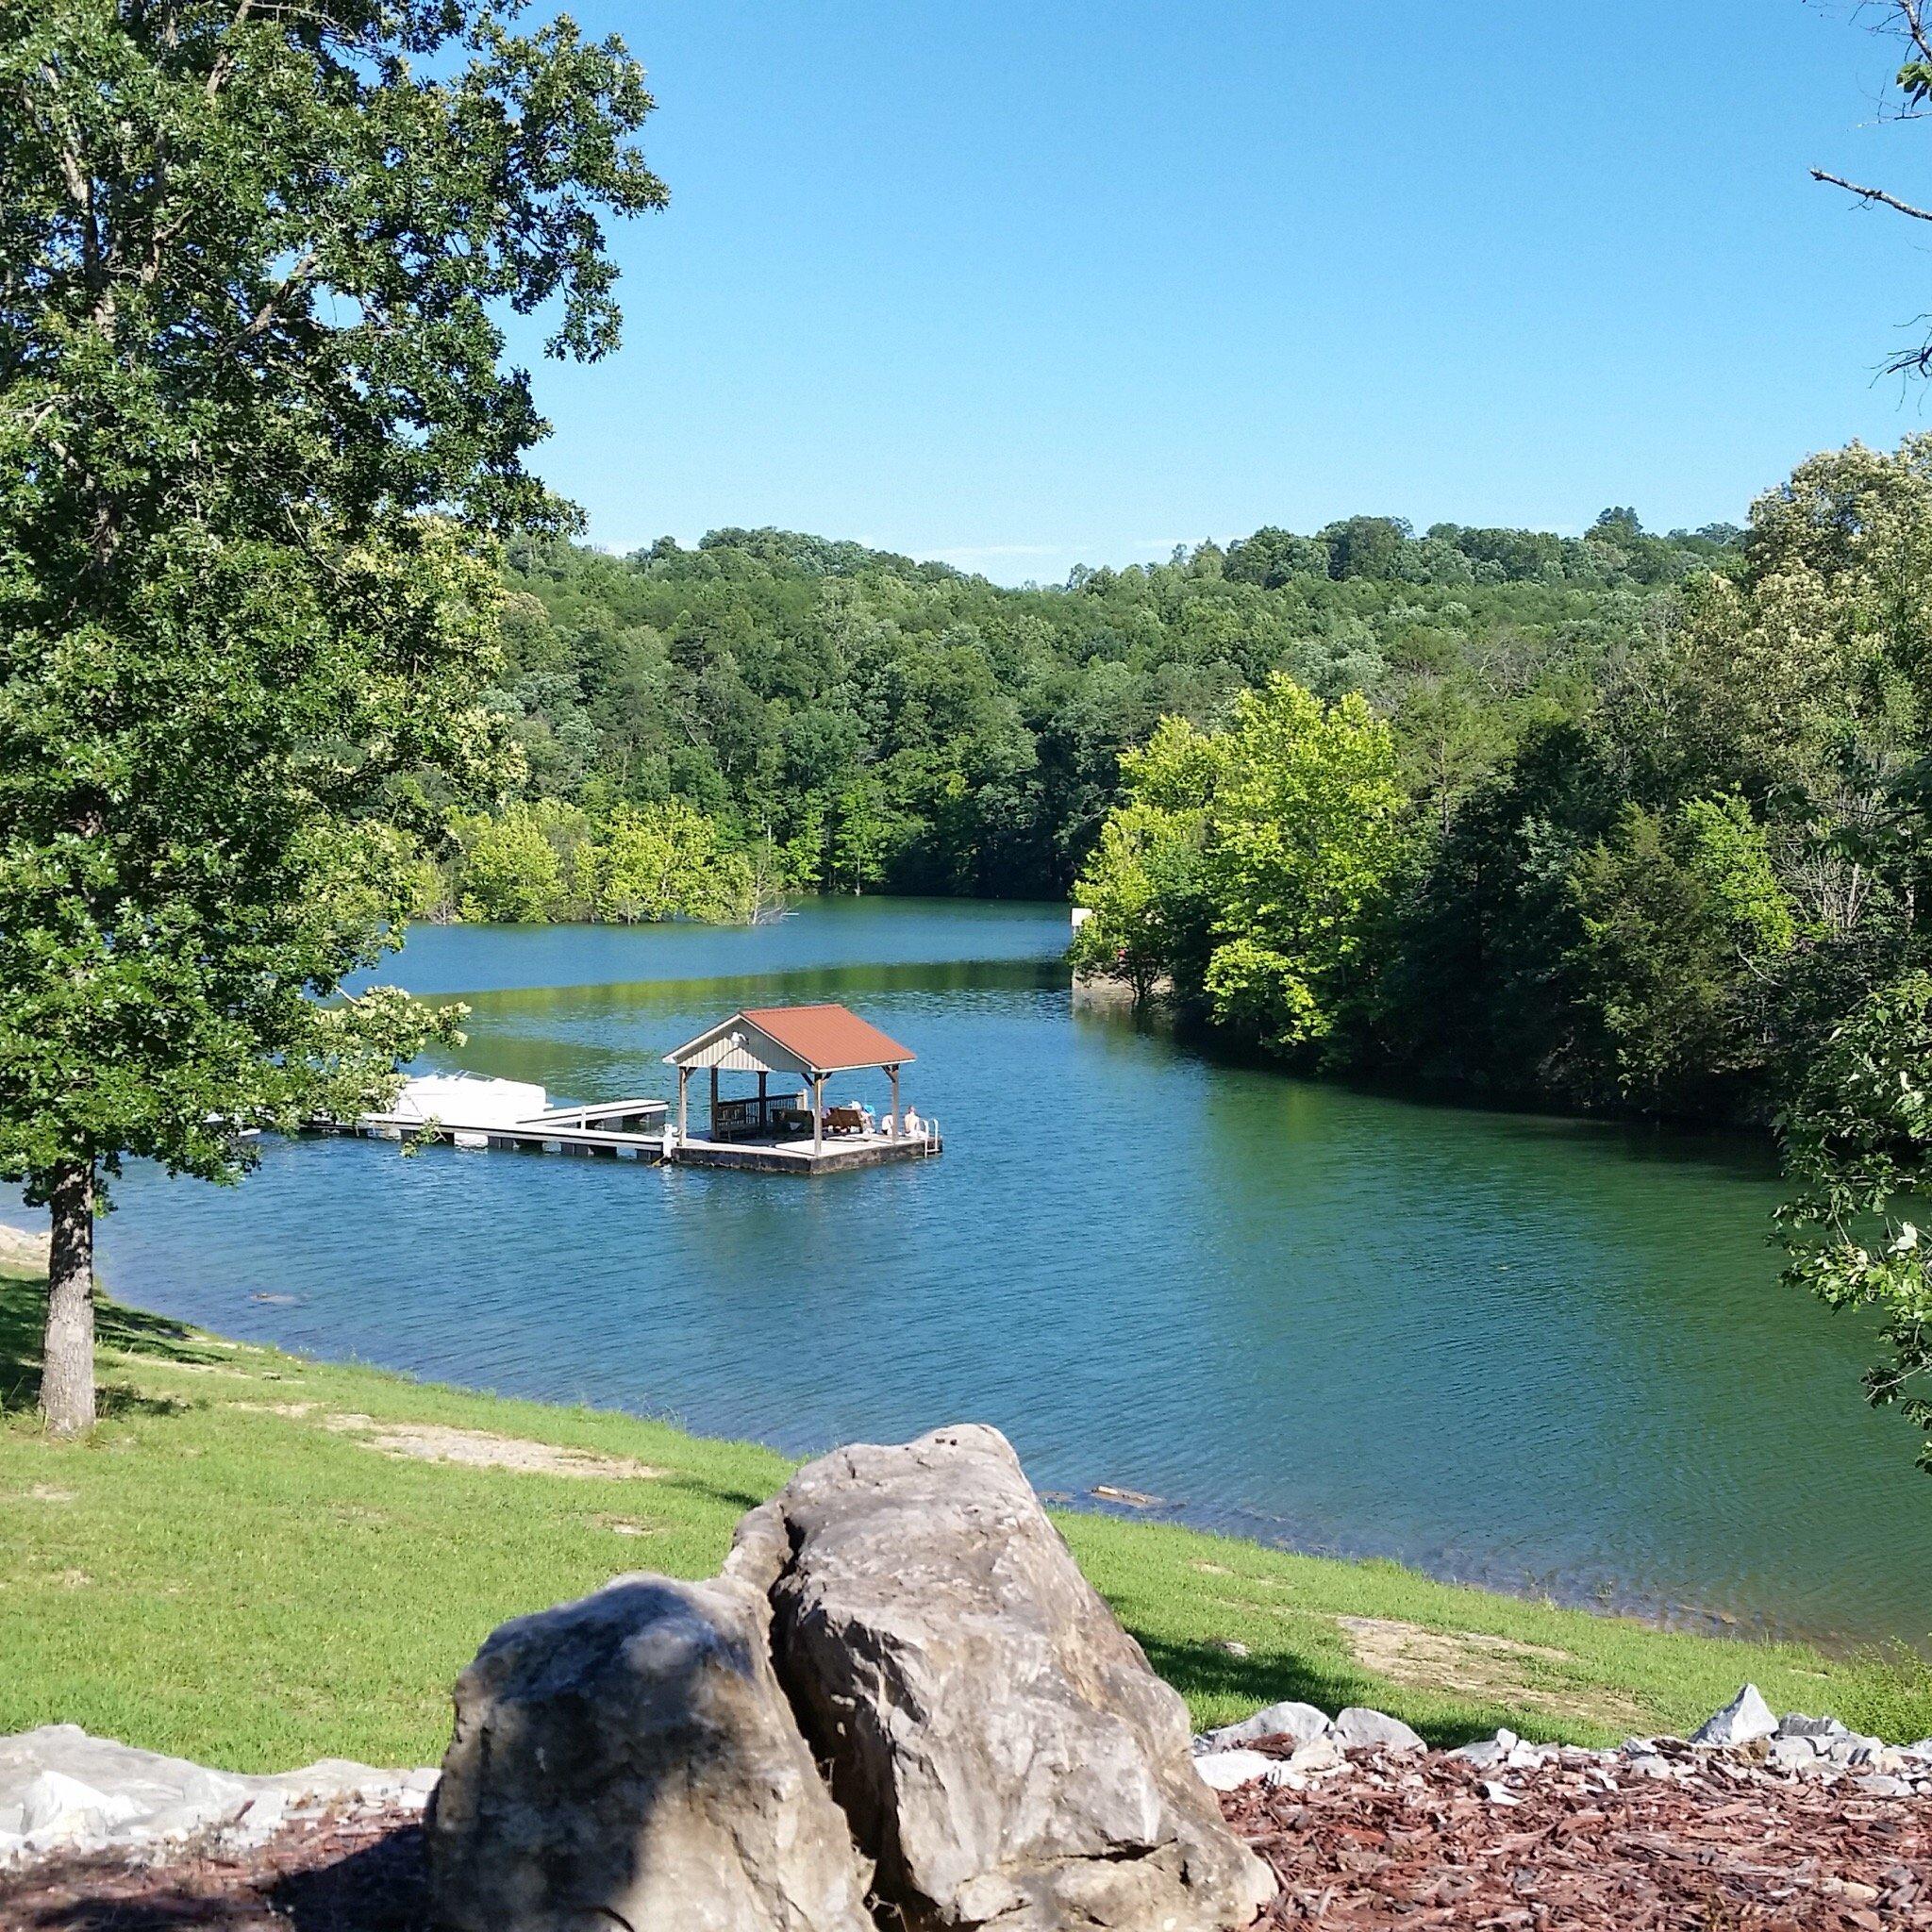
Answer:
[451,507,1738,918]
[1073,441,1932,1125]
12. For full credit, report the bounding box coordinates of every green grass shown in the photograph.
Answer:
[1,1260,1927,1772]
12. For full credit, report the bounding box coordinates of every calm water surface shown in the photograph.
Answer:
[45,899,1932,1646]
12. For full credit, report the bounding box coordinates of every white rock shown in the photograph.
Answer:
[1200,1699,1333,1752]
[1448,1729,1517,1770]
[1690,1684,1777,1748]
[1332,1707,1424,1753]
[1767,1737,1819,1774]
[1287,1736,1346,1776]
[1904,1739,1932,1764]
[0,1725,425,1873]
[1192,1749,1275,1791]
[1775,1712,1848,1740]
[1824,1733,1886,1767]
[19,1771,140,1838]
[1857,1773,1912,1797]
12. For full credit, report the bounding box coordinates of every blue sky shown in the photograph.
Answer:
[504,2,1932,583]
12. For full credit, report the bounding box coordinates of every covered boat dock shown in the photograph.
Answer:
[662,1003,941,1173]
[323,1004,939,1176]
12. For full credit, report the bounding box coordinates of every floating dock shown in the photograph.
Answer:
[325,1013,943,1176]
[328,1110,941,1175]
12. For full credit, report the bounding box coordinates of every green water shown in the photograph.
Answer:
[64,898,1932,1647]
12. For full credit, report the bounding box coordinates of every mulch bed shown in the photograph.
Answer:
[1229,1749,1932,1929]
[2,1757,1927,1929]
[0,1813,425,1931]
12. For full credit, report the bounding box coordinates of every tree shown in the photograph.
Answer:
[0,3,664,1432]
[583,799,755,923]
[1777,973,1932,1471]
[1196,678,1409,1057]
[453,803,571,923]
[1812,0,1932,375]
[1569,797,1793,1112]
[1069,800,1204,1003]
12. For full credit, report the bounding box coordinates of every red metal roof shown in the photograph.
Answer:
[739,1003,915,1074]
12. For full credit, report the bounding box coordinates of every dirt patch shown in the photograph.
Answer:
[320,1414,664,1481]
[597,1516,659,1538]
[0,1222,49,1269]
[121,1357,258,1378]
[25,1485,77,1504]
[1334,1613,1647,1729]
[228,1400,321,1417]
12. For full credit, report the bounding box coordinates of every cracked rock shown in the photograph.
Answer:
[727,1423,1276,1931]
[428,1573,876,1932]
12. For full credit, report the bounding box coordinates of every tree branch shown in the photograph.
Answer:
[1811,167,1932,221]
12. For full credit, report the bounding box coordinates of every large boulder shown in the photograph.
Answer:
[727,1424,1276,1932]
[427,1574,875,1932]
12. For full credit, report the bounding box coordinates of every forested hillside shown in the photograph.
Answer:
[451,508,1737,914]
[1073,439,1932,1132]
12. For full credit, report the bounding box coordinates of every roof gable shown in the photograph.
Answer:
[664,1003,914,1077]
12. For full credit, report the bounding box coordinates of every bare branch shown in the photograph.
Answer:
[1811,166,1932,221]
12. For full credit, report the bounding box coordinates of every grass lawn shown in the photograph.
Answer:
[1,1260,1927,1773]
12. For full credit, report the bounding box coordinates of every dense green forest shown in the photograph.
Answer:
[441,507,1738,917]
[1072,439,1931,1128]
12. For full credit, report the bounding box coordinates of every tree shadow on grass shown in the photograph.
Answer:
[1134,1628,1524,1750]
[0,1272,229,1418]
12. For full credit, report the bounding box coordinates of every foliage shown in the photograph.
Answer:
[1194,682,1408,1057]
[438,794,762,924]
[0,0,662,1426]
[1777,974,1932,1474]
[485,508,1736,908]
[1568,798,1793,1112]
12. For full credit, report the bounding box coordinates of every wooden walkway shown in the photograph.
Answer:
[322,1111,941,1175]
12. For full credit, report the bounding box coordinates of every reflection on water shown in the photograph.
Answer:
[52,898,1932,1647]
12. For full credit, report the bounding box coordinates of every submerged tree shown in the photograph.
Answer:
[0,2,665,1432]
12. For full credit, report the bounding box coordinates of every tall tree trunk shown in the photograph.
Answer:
[38,1158,96,1437]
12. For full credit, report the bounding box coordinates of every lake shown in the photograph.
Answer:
[45,897,1932,1647]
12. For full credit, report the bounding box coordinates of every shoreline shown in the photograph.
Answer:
[0,1210,1895,1657]
[1,1258,1927,1774]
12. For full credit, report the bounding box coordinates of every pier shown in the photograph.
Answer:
[326,1006,941,1176]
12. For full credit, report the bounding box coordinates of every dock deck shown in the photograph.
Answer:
[326,1110,940,1175]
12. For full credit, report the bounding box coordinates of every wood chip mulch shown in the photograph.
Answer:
[1224,1749,1932,1929]
[1,1757,1927,1929]
[0,1812,425,1931]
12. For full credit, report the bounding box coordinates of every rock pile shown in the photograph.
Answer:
[430,1423,1277,1932]
[0,1724,437,1868]
[1191,1681,1932,1807]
